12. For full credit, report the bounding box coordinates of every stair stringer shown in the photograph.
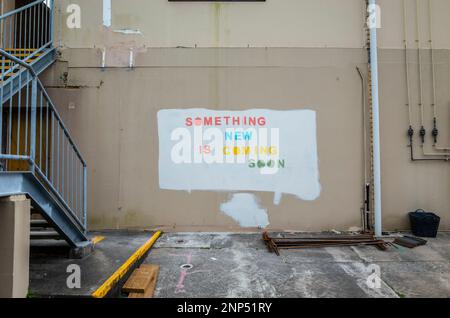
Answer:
[0,172,90,248]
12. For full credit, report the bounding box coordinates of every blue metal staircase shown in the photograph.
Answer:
[0,0,90,249]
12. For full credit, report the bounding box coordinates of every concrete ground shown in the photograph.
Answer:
[145,232,450,298]
[28,231,450,298]
[29,231,155,297]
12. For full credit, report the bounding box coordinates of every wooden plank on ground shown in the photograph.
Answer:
[122,268,153,293]
[128,264,160,298]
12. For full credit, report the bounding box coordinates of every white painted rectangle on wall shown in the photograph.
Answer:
[103,0,112,27]
[157,108,321,202]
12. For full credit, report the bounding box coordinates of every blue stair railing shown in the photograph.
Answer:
[1,0,54,82]
[0,1,89,244]
[0,52,88,234]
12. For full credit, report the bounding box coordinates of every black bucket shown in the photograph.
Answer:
[408,209,440,238]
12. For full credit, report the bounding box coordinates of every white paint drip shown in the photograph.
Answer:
[129,49,134,68]
[102,0,111,27]
[101,48,106,68]
[220,193,269,228]
[273,192,282,205]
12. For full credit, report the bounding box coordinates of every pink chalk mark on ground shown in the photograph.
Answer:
[175,253,192,294]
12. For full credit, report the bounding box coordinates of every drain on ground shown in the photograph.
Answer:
[180,264,193,270]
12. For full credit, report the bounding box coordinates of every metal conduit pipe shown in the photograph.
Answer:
[405,0,450,158]
[417,0,449,155]
[427,0,450,150]
[408,130,450,161]
[356,66,370,232]
[415,0,426,142]
[404,0,413,129]
[368,0,382,237]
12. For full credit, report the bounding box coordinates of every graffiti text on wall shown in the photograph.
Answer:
[158,109,321,202]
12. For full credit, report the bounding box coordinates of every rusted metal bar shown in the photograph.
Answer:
[262,231,389,255]
[270,240,376,244]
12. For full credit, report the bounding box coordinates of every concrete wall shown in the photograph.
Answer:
[1,0,17,43]
[1,0,16,15]
[56,0,450,49]
[0,195,30,298]
[58,0,366,48]
[41,0,450,231]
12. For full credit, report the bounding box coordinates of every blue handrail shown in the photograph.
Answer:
[0,1,87,231]
[0,0,54,80]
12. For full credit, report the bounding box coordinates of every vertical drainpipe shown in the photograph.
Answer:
[369,0,382,237]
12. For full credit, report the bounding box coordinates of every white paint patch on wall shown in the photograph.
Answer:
[103,0,111,27]
[158,108,321,202]
[113,29,143,35]
[220,193,269,228]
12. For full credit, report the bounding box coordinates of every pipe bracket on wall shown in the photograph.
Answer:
[420,126,426,144]
[432,118,439,144]
[408,126,414,139]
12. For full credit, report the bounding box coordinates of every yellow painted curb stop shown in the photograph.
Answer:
[92,236,105,245]
[91,230,162,298]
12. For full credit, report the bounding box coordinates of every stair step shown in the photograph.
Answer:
[1,72,17,78]
[31,219,50,227]
[0,59,37,80]
[3,48,38,52]
[31,207,41,215]
[1,66,13,70]
[1,59,37,65]
[5,53,42,58]
[30,230,60,240]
